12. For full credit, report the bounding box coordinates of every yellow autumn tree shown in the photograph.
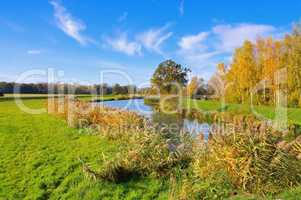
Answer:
[208,63,226,99]
[226,41,259,103]
[186,76,199,98]
[253,37,284,105]
[280,23,301,107]
[212,22,301,107]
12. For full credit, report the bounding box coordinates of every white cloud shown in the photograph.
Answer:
[179,0,185,16]
[50,0,90,45]
[27,50,42,55]
[0,18,24,32]
[213,23,276,52]
[105,33,142,56]
[118,12,128,22]
[177,31,217,69]
[178,32,208,50]
[137,25,173,54]
[105,24,172,56]
[177,23,279,74]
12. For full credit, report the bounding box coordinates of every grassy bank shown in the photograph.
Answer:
[0,99,167,199]
[183,98,301,125]
[1,98,301,199]
[0,94,143,102]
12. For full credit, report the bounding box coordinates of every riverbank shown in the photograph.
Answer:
[1,98,301,199]
[183,98,301,125]
[142,97,301,125]
[0,94,143,102]
[49,98,301,199]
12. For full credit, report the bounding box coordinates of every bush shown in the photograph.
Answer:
[177,129,301,199]
[48,97,301,199]
[0,92,3,97]
[91,130,193,182]
[46,98,144,139]
[144,96,160,105]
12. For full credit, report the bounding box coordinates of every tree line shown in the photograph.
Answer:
[209,23,301,107]
[0,82,137,95]
[2,21,301,107]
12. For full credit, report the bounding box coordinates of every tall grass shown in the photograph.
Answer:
[47,97,144,139]
[175,129,301,199]
[48,98,301,199]
[48,98,193,181]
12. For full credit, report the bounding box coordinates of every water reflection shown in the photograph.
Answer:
[98,99,210,137]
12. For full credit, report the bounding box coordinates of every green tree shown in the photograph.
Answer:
[151,60,190,94]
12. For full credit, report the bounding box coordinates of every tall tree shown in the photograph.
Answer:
[226,41,259,103]
[151,60,190,94]
[255,37,283,104]
[283,25,301,106]
[208,63,226,99]
[186,76,199,98]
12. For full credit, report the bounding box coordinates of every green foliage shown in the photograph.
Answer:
[144,96,160,105]
[151,60,190,94]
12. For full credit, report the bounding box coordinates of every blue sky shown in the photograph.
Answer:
[0,0,300,86]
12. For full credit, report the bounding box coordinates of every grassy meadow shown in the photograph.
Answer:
[1,98,301,199]
[0,94,142,102]
[0,99,168,199]
[184,98,301,125]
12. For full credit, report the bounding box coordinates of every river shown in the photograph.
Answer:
[98,98,210,137]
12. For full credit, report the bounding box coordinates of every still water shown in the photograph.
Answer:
[99,98,210,137]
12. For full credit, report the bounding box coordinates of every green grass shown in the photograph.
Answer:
[77,94,143,102]
[0,99,167,199]
[0,94,143,103]
[183,98,301,125]
[1,98,301,199]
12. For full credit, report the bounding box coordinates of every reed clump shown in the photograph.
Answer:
[47,98,301,198]
[46,97,144,139]
[176,129,301,199]
[94,130,193,182]
[47,98,194,182]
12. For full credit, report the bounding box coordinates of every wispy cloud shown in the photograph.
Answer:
[137,25,173,54]
[177,23,281,76]
[104,24,172,56]
[105,33,142,56]
[213,23,276,52]
[27,50,42,55]
[179,0,185,16]
[118,12,128,22]
[0,18,24,32]
[50,0,90,45]
[178,32,209,50]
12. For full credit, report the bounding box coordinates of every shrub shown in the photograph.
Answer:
[144,96,160,105]
[177,129,301,199]
[0,92,3,97]
[48,97,301,198]
[46,98,144,139]
[84,130,194,182]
